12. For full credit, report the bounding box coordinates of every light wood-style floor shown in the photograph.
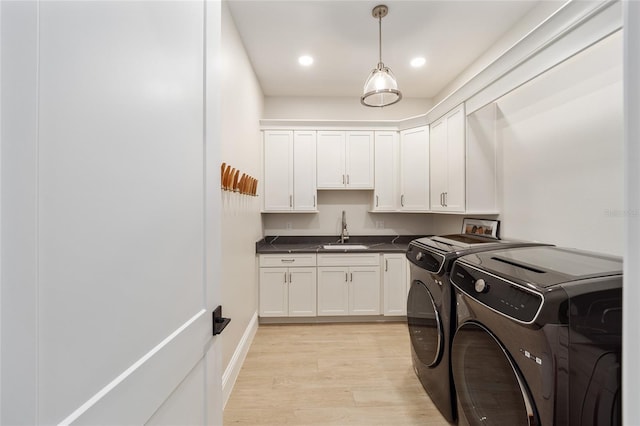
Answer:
[224,322,450,425]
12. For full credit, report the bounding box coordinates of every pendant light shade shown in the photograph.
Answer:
[361,5,402,107]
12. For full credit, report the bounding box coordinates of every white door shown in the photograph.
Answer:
[293,131,317,211]
[1,1,223,424]
[383,254,408,316]
[264,131,294,211]
[400,126,430,211]
[445,106,466,212]
[259,268,289,317]
[346,131,374,189]
[430,119,448,210]
[373,131,399,211]
[317,267,350,315]
[288,268,317,317]
[349,266,381,315]
[316,131,346,188]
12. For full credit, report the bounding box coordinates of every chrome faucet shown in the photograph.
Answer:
[340,210,349,243]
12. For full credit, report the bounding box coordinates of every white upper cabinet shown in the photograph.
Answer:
[263,130,293,211]
[263,130,317,212]
[373,131,399,211]
[399,126,430,211]
[293,131,318,211]
[317,131,374,189]
[430,104,466,212]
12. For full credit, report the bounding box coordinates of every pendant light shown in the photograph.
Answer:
[361,4,402,107]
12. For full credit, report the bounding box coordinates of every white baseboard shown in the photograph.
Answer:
[222,311,258,408]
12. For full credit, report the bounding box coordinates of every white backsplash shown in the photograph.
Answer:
[261,190,465,237]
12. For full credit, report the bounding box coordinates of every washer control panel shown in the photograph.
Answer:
[406,243,444,273]
[451,261,543,323]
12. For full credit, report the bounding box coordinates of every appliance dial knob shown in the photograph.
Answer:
[416,252,425,261]
[474,278,488,293]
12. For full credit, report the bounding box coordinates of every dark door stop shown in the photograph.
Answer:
[213,305,231,335]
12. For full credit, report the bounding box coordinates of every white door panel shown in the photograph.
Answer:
[1,1,222,424]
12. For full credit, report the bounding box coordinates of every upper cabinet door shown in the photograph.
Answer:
[316,131,346,188]
[263,130,294,211]
[373,131,399,211]
[429,104,466,212]
[429,119,448,211]
[293,131,317,211]
[400,126,430,211]
[445,106,466,211]
[345,131,374,189]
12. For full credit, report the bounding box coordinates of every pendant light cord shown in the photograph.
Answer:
[378,14,383,65]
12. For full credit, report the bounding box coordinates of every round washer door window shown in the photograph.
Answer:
[407,280,443,367]
[452,322,538,426]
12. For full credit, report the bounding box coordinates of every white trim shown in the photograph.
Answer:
[222,311,258,408]
[57,309,207,426]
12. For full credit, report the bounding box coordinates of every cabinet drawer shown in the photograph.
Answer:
[259,254,317,267]
[317,253,380,267]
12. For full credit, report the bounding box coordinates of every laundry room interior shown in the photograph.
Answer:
[1,0,637,425]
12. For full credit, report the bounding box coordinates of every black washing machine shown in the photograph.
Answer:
[405,235,549,423]
[450,246,622,426]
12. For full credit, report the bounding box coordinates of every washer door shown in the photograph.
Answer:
[452,322,538,426]
[407,280,443,367]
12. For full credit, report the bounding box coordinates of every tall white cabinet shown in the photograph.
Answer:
[263,130,317,211]
[399,126,430,211]
[430,105,466,212]
[317,131,374,189]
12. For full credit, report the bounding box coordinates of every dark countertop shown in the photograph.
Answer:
[256,235,427,254]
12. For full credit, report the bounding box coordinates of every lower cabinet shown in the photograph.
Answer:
[317,254,380,316]
[382,253,408,316]
[258,252,407,319]
[259,254,317,317]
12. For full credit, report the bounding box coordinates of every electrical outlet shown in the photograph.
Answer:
[376,220,384,229]
[285,222,293,230]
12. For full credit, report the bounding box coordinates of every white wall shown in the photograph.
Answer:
[263,96,432,121]
[220,0,263,397]
[262,190,479,237]
[432,0,565,106]
[493,31,623,255]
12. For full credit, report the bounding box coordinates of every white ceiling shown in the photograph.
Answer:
[227,0,547,99]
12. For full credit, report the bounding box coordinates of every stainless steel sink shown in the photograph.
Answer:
[322,244,368,250]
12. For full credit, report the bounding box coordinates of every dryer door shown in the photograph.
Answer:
[452,322,538,426]
[407,280,443,367]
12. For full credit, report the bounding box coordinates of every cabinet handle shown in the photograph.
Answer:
[401,194,405,207]
[385,259,388,271]
[289,195,293,208]
[376,195,379,207]
[289,272,292,283]
[440,192,444,207]
[342,175,345,185]
[347,175,350,185]
[444,192,448,207]
[281,259,295,263]
[350,272,353,282]
[345,272,348,282]
[313,195,316,207]
[284,272,288,283]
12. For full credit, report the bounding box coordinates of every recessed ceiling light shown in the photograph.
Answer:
[410,57,426,68]
[298,55,314,66]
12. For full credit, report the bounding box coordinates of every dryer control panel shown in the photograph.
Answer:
[451,261,543,323]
